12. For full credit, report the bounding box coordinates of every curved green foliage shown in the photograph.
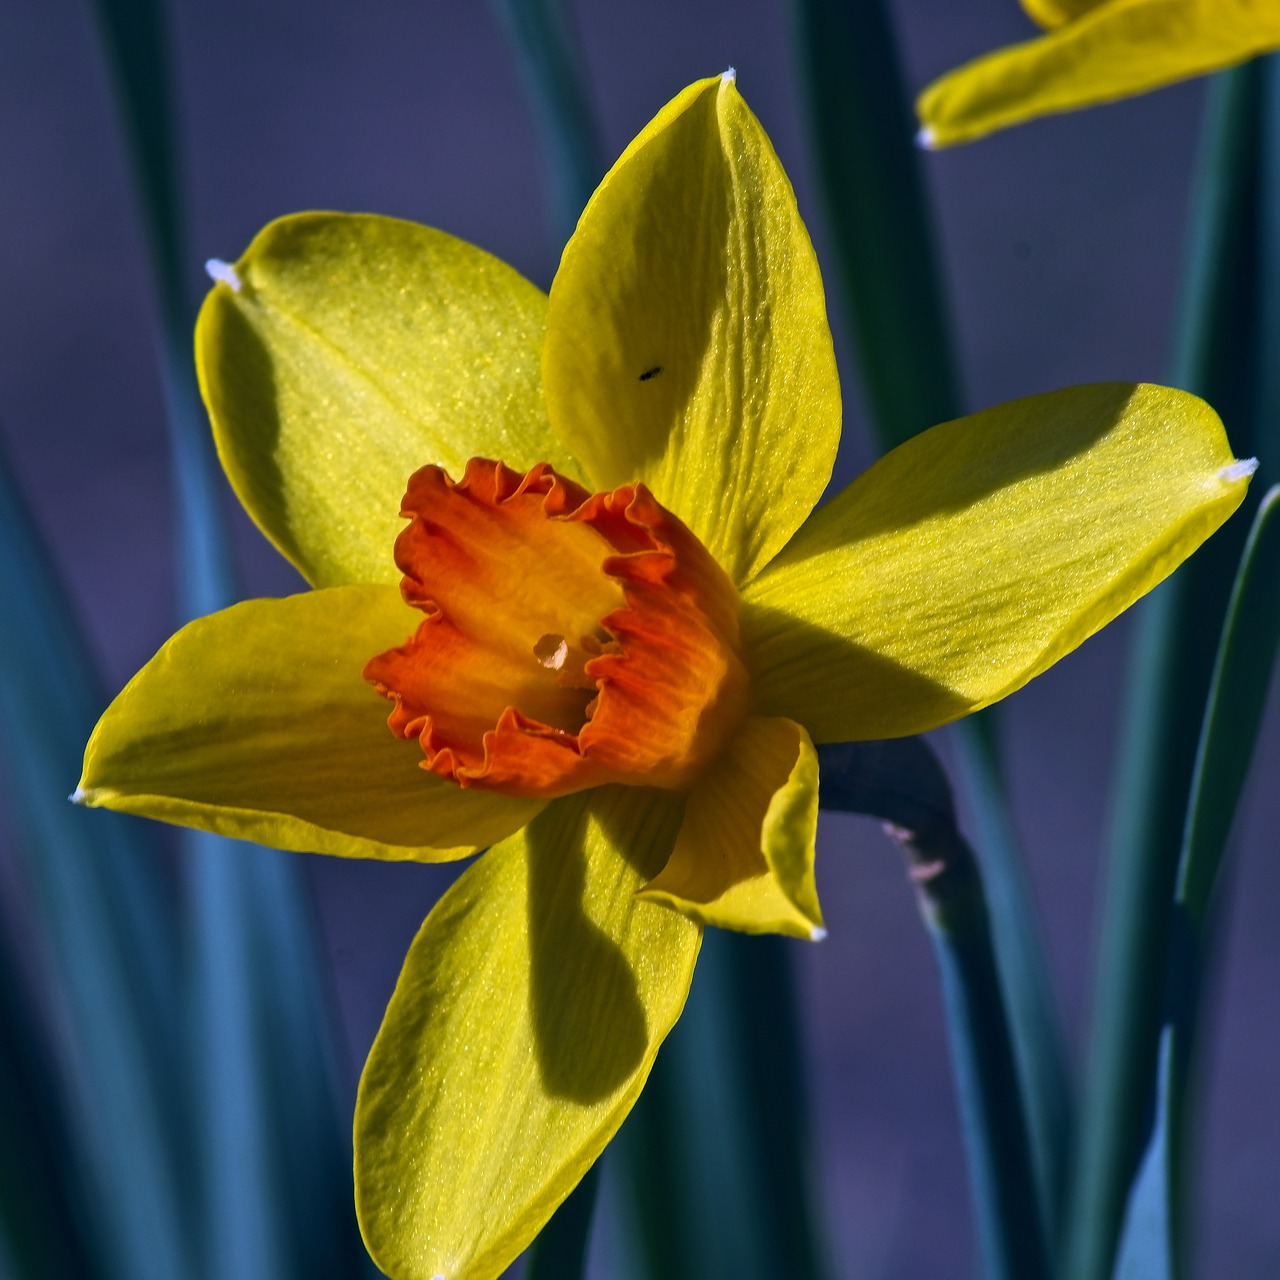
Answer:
[1071,61,1279,1280]
[87,0,368,1274]
[1112,486,1280,1279]
[0,434,190,1280]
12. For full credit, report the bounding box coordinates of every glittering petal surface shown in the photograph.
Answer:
[639,716,824,939]
[919,0,1280,147]
[355,786,700,1280]
[78,586,539,859]
[744,383,1253,742]
[544,74,841,586]
[197,213,577,588]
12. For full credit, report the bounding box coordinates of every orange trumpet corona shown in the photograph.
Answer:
[365,458,751,798]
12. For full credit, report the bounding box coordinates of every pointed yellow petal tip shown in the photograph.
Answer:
[544,69,841,583]
[809,925,828,943]
[204,257,243,292]
[1219,458,1259,485]
[69,786,90,806]
[915,125,939,151]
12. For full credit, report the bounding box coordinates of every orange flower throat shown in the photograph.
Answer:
[364,459,750,798]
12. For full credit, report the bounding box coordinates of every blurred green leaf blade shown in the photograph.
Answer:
[1072,57,1278,1280]
[84,1,369,1275]
[0,926,100,1280]
[0,432,193,1280]
[523,1161,601,1280]
[617,936,825,1280]
[1109,486,1279,1280]
[795,0,1073,1240]
[1111,1028,1178,1280]
[791,0,961,450]
[1179,484,1280,921]
[488,0,606,252]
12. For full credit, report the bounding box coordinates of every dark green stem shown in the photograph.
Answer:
[903,833,1050,1280]
[820,739,1050,1280]
[949,715,1074,1243]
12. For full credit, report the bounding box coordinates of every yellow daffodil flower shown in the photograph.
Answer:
[918,0,1280,147]
[77,73,1253,1280]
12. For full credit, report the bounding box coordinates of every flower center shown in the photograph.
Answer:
[364,458,750,798]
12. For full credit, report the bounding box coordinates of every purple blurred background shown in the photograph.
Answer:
[1,0,1277,1275]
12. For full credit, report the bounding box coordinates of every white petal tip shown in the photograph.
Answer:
[69,787,88,805]
[1219,458,1259,484]
[809,926,828,943]
[205,258,243,292]
[915,126,938,151]
[721,67,737,86]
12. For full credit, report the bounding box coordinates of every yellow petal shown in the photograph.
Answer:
[197,213,579,588]
[544,74,840,586]
[919,0,1280,147]
[355,786,699,1280]
[1021,0,1109,30]
[639,716,824,940]
[78,586,539,859]
[744,383,1253,742]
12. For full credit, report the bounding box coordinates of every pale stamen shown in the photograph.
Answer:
[534,633,568,670]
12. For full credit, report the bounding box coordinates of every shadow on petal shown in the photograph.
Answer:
[526,788,684,1103]
[199,288,298,568]
[744,605,973,743]
[546,84,729,485]
[798,381,1137,550]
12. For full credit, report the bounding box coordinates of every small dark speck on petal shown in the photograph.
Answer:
[639,365,663,382]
